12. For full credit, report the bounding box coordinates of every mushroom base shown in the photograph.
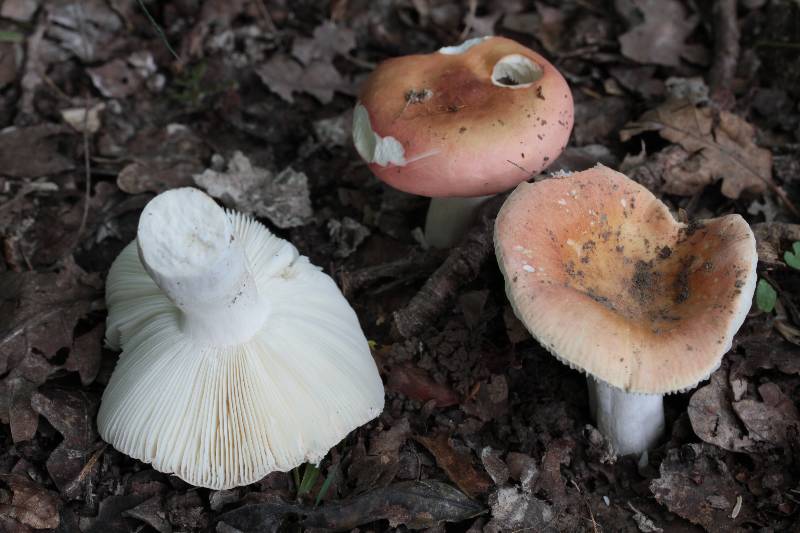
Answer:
[424,195,493,248]
[587,378,664,456]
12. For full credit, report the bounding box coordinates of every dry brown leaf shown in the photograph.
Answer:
[386,364,460,408]
[291,21,356,66]
[193,151,312,228]
[620,99,773,199]
[256,54,352,104]
[688,367,754,453]
[0,474,60,529]
[0,124,74,178]
[752,222,800,268]
[650,444,750,530]
[414,433,492,498]
[732,383,800,447]
[618,0,700,66]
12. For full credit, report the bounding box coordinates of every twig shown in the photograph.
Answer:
[253,0,278,34]
[136,0,180,60]
[571,479,599,533]
[71,0,93,253]
[708,0,739,110]
[339,248,444,296]
[391,194,507,338]
[459,0,478,40]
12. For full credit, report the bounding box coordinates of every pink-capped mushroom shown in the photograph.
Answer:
[494,165,757,455]
[354,36,573,248]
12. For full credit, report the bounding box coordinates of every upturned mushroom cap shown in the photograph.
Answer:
[354,36,573,198]
[100,191,384,489]
[495,165,757,394]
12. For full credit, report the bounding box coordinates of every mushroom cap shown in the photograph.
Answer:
[354,36,573,198]
[100,210,384,489]
[495,165,757,394]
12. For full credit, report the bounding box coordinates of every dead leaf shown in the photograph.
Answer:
[61,102,106,134]
[0,474,60,529]
[0,42,20,89]
[115,124,208,195]
[8,377,38,443]
[502,3,565,53]
[0,267,100,373]
[122,495,171,533]
[348,419,411,492]
[87,58,143,99]
[302,480,484,530]
[461,374,508,422]
[414,433,492,498]
[535,438,573,505]
[618,0,701,66]
[688,367,754,452]
[608,66,664,99]
[65,322,104,386]
[734,336,800,377]
[505,452,539,493]
[0,124,74,178]
[628,502,663,533]
[167,492,208,530]
[484,486,553,533]
[573,95,631,146]
[752,222,800,268]
[117,161,199,195]
[183,0,250,58]
[46,0,123,62]
[386,364,460,408]
[479,447,509,486]
[328,217,370,259]
[1,0,39,22]
[650,443,750,530]
[732,383,800,447]
[194,151,313,228]
[292,21,356,65]
[256,54,352,104]
[31,388,97,449]
[620,99,773,199]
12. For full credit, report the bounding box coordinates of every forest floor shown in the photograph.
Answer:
[1,0,800,532]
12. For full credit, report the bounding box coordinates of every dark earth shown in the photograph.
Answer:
[1,0,800,532]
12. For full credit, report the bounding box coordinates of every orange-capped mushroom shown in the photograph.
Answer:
[354,36,573,247]
[495,165,757,455]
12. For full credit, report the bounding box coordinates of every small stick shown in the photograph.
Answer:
[392,193,507,338]
[708,0,739,110]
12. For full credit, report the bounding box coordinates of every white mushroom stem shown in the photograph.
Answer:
[137,188,269,346]
[424,195,493,248]
[587,377,665,456]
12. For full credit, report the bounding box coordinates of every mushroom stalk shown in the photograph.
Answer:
[137,188,269,346]
[587,378,664,456]
[424,195,493,248]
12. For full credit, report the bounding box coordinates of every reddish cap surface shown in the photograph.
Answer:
[495,165,757,394]
[354,36,573,198]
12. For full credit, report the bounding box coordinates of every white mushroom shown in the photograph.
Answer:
[99,187,384,489]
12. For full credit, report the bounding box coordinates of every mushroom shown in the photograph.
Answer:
[354,36,573,248]
[100,187,384,489]
[494,165,757,455]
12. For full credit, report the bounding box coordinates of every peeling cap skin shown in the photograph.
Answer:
[100,188,385,489]
[354,36,573,198]
[495,165,757,394]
